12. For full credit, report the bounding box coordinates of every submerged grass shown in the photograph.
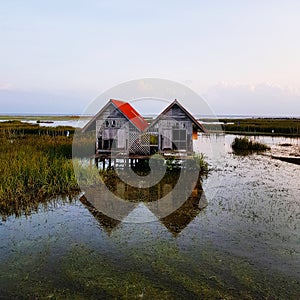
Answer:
[5,241,295,300]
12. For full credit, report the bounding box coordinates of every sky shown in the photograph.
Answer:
[1,0,300,116]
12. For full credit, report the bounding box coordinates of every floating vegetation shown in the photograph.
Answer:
[231,137,270,152]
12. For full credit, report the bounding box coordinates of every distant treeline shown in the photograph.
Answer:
[202,118,300,136]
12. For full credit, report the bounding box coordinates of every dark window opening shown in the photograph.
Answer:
[103,139,113,150]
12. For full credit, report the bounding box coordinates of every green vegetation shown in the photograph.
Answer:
[202,118,300,136]
[156,154,208,173]
[0,121,95,217]
[0,120,75,136]
[231,137,270,151]
[0,135,79,217]
[0,115,91,121]
[3,241,298,299]
[224,118,300,136]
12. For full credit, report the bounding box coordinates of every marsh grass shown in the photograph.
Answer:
[231,137,270,152]
[0,135,80,217]
[0,120,75,137]
[222,118,300,136]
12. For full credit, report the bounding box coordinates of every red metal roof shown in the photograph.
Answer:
[111,99,149,131]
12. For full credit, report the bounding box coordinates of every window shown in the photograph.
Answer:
[172,129,187,149]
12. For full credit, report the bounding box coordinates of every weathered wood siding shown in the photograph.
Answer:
[95,103,129,152]
[95,103,150,155]
[149,104,194,152]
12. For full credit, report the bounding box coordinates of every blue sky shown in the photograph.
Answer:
[1,0,300,115]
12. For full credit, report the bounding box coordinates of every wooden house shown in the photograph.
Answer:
[147,100,206,155]
[82,99,206,159]
[82,99,149,155]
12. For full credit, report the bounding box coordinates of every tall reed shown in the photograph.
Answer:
[0,135,79,217]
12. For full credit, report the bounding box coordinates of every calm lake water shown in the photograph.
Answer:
[0,135,299,299]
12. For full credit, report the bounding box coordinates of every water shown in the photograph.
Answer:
[0,135,299,299]
[0,119,89,128]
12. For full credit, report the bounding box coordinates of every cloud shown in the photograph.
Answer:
[0,83,12,90]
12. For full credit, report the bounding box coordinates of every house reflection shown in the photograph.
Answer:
[80,194,122,235]
[79,171,207,236]
[159,187,207,236]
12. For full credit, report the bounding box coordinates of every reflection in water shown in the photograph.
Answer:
[0,195,75,221]
[80,195,121,235]
[160,191,207,236]
[80,171,207,236]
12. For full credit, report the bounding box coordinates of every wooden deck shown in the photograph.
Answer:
[92,150,196,169]
[94,150,194,160]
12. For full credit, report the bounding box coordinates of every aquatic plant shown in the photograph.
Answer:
[231,137,270,151]
[190,153,209,173]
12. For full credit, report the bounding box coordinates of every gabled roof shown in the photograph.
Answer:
[82,99,149,132]
[149,99,206,132]
[111,99,148,131]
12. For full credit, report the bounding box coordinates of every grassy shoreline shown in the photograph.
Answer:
[0,115,91,121]
[1,115,299,137]
[203,118,300,137]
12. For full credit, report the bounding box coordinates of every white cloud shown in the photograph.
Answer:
[0,83,12,90]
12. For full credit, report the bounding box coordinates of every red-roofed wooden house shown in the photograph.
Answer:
[82,99,150,155]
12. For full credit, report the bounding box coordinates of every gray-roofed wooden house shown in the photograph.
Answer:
[147,100,206,155]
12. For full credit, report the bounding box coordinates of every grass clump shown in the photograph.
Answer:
[0,136,80,217]
[231,137,270,151]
